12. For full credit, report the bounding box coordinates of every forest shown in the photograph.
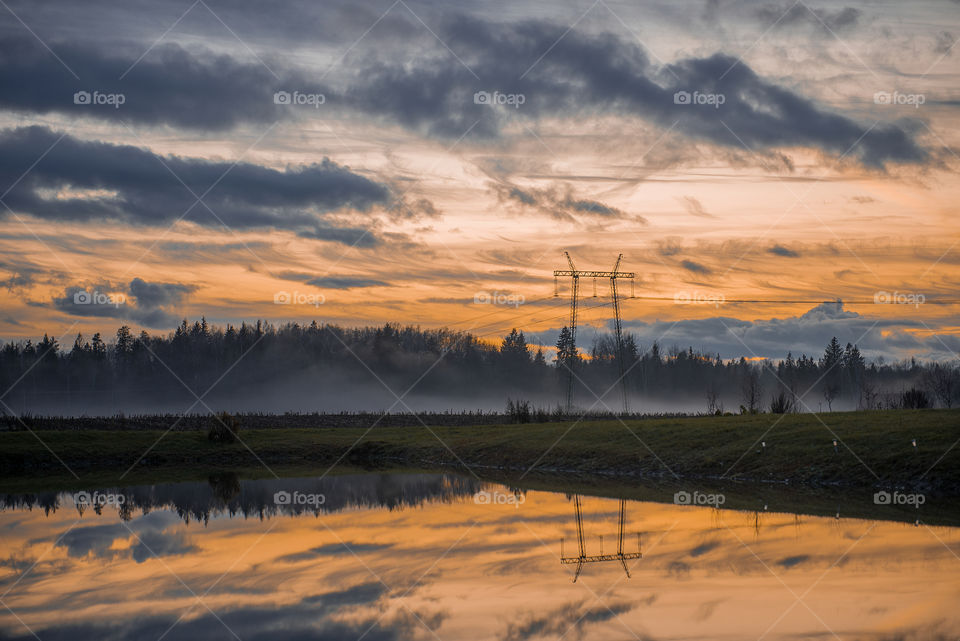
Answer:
[0,318,957,416]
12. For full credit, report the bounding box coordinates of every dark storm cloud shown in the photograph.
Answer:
[0,0,419,51]
[339,14,926,167]
[51,278,195,327]
[768,244,800,257]
[0,37,289,130]
[1,14,928,167]
[129,278,193,308]
[0,126,391,244]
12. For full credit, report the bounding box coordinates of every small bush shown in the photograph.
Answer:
[901,388,930,410]
[208,412,240,443]
[769,391,794,414]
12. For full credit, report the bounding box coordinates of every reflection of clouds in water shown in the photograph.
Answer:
[0,585,426,641]
[501,599,639,641]
[689,540,722,557]
[692,598,724,622]
[666,560,692,578]
[57,511,196,564]
[278,542,394,563]
[776,554,811,569]
[2,479,959,641]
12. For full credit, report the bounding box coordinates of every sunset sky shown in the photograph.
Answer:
[1,0,958,361]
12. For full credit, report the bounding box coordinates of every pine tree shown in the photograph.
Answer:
[555,326,576,367]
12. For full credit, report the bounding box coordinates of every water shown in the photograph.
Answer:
[1,473,957,640]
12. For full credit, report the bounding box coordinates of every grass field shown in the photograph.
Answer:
[3,409,958,494]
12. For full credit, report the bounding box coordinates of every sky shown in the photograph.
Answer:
[0,0,958,361]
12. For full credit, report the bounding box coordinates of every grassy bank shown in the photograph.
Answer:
[2,409,958,493]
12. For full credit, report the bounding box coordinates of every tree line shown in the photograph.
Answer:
[0,319,956,416]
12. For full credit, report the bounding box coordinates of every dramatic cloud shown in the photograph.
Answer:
[0,37,289,130]
[617,301,960,361]
[341,14,927,166]
[52,278,195,327]
[129,278,193,308]
[495,183,645,224]
[0,15,929,167]
[0,126,392,243]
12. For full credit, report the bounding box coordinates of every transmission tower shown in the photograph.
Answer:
[560,495,641,582]
[553,252,635,413]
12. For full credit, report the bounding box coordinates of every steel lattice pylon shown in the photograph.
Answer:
[553,252,635,413]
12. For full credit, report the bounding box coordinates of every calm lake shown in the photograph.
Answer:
[1,473,957,640]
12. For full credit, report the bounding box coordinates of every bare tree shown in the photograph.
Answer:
[822,382,839,412]
[741,370,763,414]
[706,384,723,415]
[924,363,958,408]
[860,383,879,410]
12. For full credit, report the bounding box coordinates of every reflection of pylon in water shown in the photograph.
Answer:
[560,495,641,583]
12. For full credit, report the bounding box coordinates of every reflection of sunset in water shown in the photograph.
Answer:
[1,477,958,640]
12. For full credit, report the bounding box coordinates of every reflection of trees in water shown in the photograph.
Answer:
[0,473,483,524]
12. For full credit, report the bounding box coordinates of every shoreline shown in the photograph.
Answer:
[3,409,958,496]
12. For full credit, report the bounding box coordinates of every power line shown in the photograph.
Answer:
[627,297,960,305]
